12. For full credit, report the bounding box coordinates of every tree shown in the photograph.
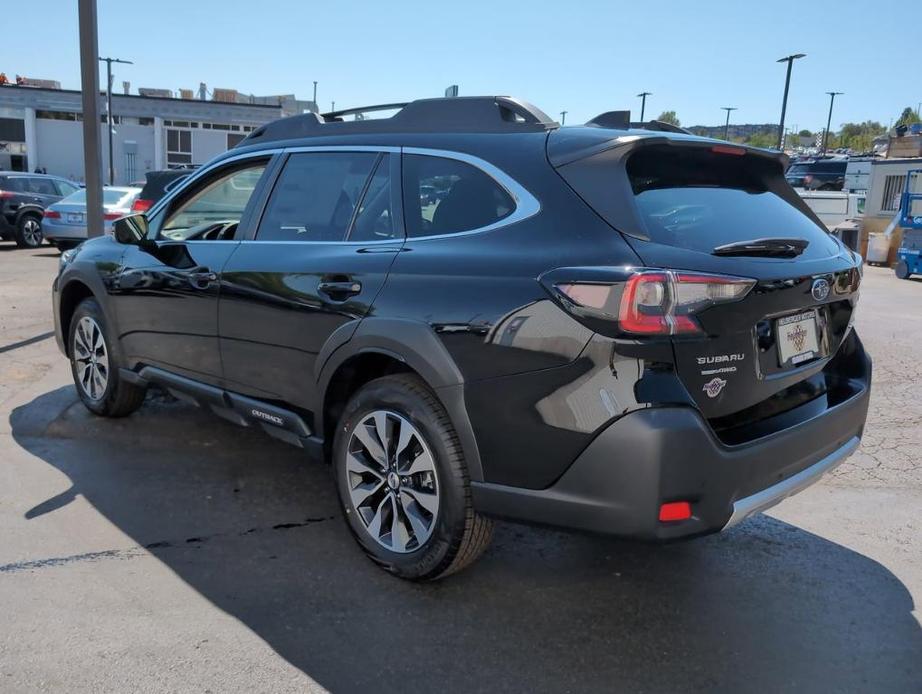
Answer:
[747,132,775,149]
[838,120,887,152]
[656,110,680,127]
[896,107,920,125]
[798,129,813,137]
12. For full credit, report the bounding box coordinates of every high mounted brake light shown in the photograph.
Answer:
[711,145,746,156]
[557,270,755,336]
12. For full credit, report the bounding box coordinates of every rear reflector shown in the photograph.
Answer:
[131,198,153,212]
[43,210,61,219]
[659,501,692,522]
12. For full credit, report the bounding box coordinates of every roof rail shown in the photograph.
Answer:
[586,110,692,135]
[237,96,558,147]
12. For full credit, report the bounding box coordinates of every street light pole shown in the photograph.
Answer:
[721,107,737,141]
[823,92,845,154]
[560,110,567,125]
[822,91,843,154]
[312,81,317,107]
[776,53,805,150]
[98,56,132,185]
[78,0,104,239]
[637,91,651,122]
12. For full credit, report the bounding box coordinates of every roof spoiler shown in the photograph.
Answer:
[586,110,691,135]
[238,96,558,146]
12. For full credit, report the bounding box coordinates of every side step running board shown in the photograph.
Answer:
[123,366,324,457]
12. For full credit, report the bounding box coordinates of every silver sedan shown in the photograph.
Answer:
[42,187,141,249]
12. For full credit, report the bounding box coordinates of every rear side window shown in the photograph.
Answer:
[402,154,513,238]
[257,152,378,242]
[27,177,58,195]
[627,146,836,254]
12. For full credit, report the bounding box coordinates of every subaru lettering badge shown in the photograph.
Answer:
[811,278,830,302]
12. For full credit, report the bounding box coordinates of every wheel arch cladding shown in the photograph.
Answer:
[317,318,484,482]
[59,279,97,356]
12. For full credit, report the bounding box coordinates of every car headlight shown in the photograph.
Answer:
[59,248,79,272]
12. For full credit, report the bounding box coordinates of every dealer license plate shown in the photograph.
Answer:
[776,311,820,366]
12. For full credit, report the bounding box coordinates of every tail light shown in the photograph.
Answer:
[803,174,814,184]
[556,270,754,336]
[0,190,14,199]
[103,211,124,221]
[131,198,153,212]
[43,209,61,219]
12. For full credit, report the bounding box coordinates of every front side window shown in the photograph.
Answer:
[349,154,397,242]
[256,152,378,242]
[402,154,514,238]
[160,163,267,241]
[55,180,80,196]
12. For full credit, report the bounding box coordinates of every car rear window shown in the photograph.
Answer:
[626,146,836,254]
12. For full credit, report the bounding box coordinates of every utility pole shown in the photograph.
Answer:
[822,91,843,154]
[312,81,317,107]
[560,110,567,125]
[98,55,132,185]
[637,91,651,122]
[721,107,737,141]
[776,53,806,150]
[78,0,103,238]
[331,100,335,113]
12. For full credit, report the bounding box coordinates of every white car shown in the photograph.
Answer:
[42,187,140,250]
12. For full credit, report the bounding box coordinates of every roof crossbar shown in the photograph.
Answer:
[322,102,409,121]
[237,96,558,147]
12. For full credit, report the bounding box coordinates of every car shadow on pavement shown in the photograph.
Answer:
[10,386,922,693]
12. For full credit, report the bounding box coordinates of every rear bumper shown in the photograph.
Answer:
[472,349,870,540]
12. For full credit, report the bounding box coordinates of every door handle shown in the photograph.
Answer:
[188,270,218,289]
[318,280,362,300]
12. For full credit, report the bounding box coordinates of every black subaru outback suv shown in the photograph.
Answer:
[53,97,871,580]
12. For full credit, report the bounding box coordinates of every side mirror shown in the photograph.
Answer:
[113,213,149,246]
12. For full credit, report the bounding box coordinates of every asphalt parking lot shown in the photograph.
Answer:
[0,244,920,693]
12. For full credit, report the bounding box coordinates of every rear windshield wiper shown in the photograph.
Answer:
[712,237,809,258]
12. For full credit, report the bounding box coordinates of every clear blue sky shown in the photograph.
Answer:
[6,0,917,131]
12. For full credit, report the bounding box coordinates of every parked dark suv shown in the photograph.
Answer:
[1,172,81,247]
[785,158,847,190]
[52,97,871,580]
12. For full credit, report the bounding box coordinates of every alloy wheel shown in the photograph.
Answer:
[22,218,42,247]
[345,410,440,553]
[73,316,109,401]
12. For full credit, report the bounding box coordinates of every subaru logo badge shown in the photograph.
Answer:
[811,278,830,302]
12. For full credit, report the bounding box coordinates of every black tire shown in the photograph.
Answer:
[333,374,493,581]
[895,260,911,280]
[68,298,147,417]
[14,213,43,248]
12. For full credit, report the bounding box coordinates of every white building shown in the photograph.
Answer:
[0,85,288,184]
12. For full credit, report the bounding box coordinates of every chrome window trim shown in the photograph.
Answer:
[149,144,540,245]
